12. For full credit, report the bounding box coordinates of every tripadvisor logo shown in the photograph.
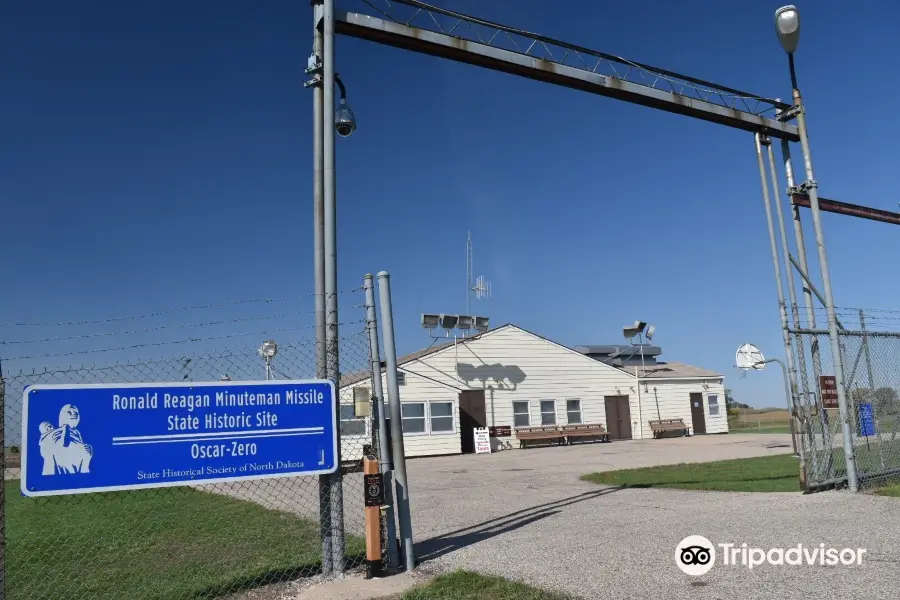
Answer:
[676,536,867,575]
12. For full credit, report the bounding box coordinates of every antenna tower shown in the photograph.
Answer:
[466,231,491,314]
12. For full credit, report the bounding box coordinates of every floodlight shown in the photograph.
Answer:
[421,314,440,329]
[474,316,490,331]
[634,321,647,333]
[258,340,278,359]
[775,6,800,54]
[457,315,475,330]
[646,325,656,341]
[439,314,459,329]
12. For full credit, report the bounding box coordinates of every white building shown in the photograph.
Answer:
[339,324,727,459]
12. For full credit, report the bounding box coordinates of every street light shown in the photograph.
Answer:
[259,340,278,380]
[774,4,859,492]
[775,6,801,88]
[774,6,800,54]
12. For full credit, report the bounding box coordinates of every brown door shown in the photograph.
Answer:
[604,395,633,440]
[459,390,487,453]
[690,393,706,434]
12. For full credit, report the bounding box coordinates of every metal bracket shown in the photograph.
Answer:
[777,106,801,122]
[798,180,818,193]
[787,184,802,196]
[304,77,322,89]
[758,134,772,146]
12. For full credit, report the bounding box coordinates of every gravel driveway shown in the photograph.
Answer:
[219,433,900,599]
[403,434,900,599]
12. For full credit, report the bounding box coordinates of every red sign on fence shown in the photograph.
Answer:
[819,375,839,409]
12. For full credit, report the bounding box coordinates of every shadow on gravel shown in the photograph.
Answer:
[415,488,622,562]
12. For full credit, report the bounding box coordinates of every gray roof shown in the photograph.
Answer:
[623,361,722,379]
[574,345,662,357]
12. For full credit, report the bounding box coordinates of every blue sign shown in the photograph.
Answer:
[21,380,337,497]
[858,402,876,437]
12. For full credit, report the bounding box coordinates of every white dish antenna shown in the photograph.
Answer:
[735,343,766,371]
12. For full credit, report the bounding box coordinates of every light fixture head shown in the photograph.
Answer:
[646,325,656,341]
[421,314,440,329]
[623,320,646,341]
[335,102,357,137]
[775,5,800,54]
[258,340,278,359]
[438,314,459,330]
[457,315,475,330]
[474,316,490,332]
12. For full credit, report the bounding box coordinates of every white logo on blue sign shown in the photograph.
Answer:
[39,404,93,475]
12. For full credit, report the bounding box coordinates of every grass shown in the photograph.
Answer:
[6,481,363,600]
[874,484,900,497]
[381,571,575,600]
[581,454,803,492]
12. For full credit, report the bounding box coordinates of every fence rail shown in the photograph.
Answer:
[1,307,384,599]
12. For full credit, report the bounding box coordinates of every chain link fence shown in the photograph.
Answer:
[792,311,900,490]
[0,300,388,599]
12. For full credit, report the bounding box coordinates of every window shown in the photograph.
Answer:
[340,404,366,436]
[513,401,531,428]
[430,402,454,433]
[397,372,406,386]
[566,399,583,424]
[708,395,720,416]
[401,402,426,434]
[540,400,557,426]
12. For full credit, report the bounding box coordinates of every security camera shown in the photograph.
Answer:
[335,105,356,138]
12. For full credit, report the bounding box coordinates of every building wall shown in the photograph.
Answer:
[635,379,728,438]
[340,326,727,458]
[397,326,637,449]
[340,370,462,461]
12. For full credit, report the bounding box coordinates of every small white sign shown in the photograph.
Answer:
[474,427,491,454]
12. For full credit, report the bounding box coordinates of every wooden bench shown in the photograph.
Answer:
[516,426,566,449]
[561,424,610,444]
[649,418,690,439]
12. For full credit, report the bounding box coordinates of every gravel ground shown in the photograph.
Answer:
[403,435,900,600]
[214,433,900,599]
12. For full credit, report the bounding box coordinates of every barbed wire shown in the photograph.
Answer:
[0,312,313,345]
[1,320,365,362]
[0,287,362,328]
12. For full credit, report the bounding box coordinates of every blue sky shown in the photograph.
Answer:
[2,0,899,408]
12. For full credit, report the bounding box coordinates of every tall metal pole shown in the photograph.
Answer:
[790,56,859,492]
[754,132,799,458]
[765,139,802,458]
[363,274,399,570]
[780,138,828,478]
[322,0,346,568]
[377,271,415,571]
[310,0,332,576]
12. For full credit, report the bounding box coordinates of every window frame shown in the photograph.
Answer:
[400,401,457,435]
[565,398,583,425]
[708,394,720,416]
[429,401,456,434]
[539,399,558,426]
[400,402,428,436]
[512,400,531,429]
[340,403,368,437]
